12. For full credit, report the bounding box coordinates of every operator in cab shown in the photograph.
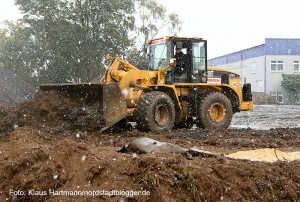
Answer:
[174,42,186,75]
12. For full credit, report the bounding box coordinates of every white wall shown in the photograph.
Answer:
[266,56,300,93]
[214,56,265,92]
[212,55,300,102]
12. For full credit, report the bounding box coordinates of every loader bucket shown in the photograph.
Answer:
[40,82,128,130]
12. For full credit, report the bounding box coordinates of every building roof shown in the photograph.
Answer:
[208,38,300,66]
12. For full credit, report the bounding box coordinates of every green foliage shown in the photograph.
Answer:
[0,0,181,84]
[0,21,38,83]
[125,0,182,69]
[281,74,300,92]
[267,96,277,104]
[135,0,182,55]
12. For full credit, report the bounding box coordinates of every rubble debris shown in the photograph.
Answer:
[127,137,187,154]
[188,148,227,159]
[123,137,228,160]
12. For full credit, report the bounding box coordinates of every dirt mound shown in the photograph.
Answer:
[0,91,106,136]
[1,91,300,201]
[252,92,276,104]
[1,128,300,201]
[0,107,17,139]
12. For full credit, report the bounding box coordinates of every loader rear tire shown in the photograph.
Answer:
[135,91,175,132]
[198,92,233,130]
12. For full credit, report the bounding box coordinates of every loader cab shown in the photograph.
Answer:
[148,37,207,84]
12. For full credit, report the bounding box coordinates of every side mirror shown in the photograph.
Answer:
[169,58,176,66]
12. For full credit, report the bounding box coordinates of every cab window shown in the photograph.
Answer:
[148,41,171,70]
[192,42,206,72]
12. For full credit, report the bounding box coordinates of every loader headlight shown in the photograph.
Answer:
[169,58,176,66]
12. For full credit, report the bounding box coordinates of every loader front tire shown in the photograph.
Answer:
[198,92,233,130]
[135,91,175,132]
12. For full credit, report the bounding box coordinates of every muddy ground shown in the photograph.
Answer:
[0,91,300,201]
[231,105,300,130]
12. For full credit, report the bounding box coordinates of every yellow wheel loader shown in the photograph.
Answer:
[41,36,253,132]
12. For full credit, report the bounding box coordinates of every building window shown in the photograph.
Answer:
[294,61,300,71]
[251,62,256,74]
[271,61,276,71]
[271,61,283,72]
[270,90,284,103]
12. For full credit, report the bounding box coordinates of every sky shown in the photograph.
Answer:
[156,0,300,58]
[1,0,300,59]
[0,1,21,22]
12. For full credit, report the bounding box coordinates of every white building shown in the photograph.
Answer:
[208,38,300,103]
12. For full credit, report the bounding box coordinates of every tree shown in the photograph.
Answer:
[281,74,300,103]
[129,0,182,67]
[13,0,136,83]
[0,0,181,84]
[282,74,300,92]
[0,21,40,84]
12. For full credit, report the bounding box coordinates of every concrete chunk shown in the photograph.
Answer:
[128,137,187,154]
